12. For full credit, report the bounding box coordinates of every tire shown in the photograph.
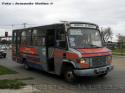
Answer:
[24,61,31,70]
[63,66,76,83]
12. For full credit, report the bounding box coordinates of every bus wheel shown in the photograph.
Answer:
[24,62,30,70]
[63,66,76,83]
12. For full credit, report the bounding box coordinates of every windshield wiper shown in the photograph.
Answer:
[88,44,102,48]
[71,44,102,49]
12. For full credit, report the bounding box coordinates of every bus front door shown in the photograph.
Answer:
[46,30,55,71]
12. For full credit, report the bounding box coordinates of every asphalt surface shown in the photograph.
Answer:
[0,50,125,93]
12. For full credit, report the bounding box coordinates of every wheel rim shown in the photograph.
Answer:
[65,71,74,81]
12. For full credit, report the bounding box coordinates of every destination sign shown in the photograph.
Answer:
[70,23,97,29]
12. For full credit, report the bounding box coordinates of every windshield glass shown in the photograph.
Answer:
[68,28,102,48]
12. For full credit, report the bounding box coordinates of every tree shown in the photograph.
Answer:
[117,34,125,42]
[116,34,125,49]
[100,27,113,42]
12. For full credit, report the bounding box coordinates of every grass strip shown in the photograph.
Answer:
[0,65,17,75]
[0,79,26,89]
[112,52,125,56]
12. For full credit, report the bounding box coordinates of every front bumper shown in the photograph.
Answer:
[74,65,113,76]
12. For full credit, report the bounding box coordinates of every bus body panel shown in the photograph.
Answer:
[12,22,113,78]
[54,48,66,75]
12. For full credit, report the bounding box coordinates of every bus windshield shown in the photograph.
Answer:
[68,28,103,48]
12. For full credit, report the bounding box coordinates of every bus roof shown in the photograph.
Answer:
[13,21,98,31]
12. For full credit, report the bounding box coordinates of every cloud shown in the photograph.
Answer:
[0,0,125,36]
[0,28,11,36]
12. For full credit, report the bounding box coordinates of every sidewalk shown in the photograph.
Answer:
[0,85,40,93]
[0,74,32,80]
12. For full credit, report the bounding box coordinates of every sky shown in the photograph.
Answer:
[0,0,125,41]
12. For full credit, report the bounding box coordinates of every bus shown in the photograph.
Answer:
[12,21,113,82]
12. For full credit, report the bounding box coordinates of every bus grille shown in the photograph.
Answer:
[92,56,107,67]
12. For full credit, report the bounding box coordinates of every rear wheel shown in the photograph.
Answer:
[24,62,31,70]
[23,59,31,70]
[63,66,76,83]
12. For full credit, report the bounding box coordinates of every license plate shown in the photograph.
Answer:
[98,67,106,72]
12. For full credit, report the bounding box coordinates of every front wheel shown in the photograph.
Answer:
[63,66,76,83]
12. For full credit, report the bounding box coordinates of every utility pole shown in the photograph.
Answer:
[23,23,27,28]
[11,24,14,30]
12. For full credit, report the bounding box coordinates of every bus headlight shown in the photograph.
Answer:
[77,58,89,64]
[79,58,86,63]
[76,58,90,68]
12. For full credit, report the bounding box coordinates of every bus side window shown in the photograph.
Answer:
[26,30,32,46]
[32,29,37,46]
[56,29,66,49]
[13,32,17,44]
[31,29,45,46]
[21,31,27,46]
[37,30,46,46]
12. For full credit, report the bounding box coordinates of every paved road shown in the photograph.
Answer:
[0,50,125,93]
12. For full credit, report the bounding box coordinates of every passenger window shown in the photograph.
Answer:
[32,29,38,46]
[13,32,16,44]
[31,29,45,46]
[21,31,27,45]
[27,30,32,45]
[56,29,66,49]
